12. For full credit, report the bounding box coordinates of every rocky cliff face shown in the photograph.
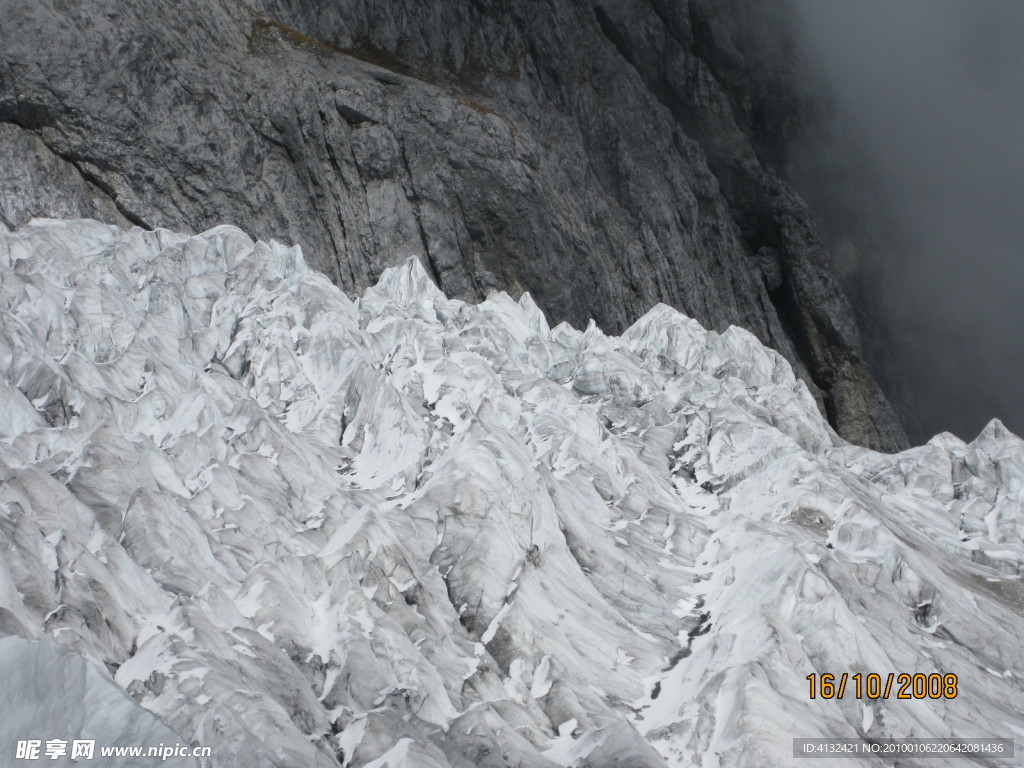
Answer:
[0,0,907,451]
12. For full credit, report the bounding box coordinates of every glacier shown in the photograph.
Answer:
[0,219,1021,767]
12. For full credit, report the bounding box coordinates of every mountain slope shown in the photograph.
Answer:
[0,219,1020,766]
[0,0,906,451]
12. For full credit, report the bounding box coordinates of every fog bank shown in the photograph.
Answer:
[794,0,1024,441]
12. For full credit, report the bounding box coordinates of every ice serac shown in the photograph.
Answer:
[0,0,906,451]
[1,220,1021,766]
[0,636,199,767]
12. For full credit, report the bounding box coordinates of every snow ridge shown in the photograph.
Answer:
[0,220,1021,766]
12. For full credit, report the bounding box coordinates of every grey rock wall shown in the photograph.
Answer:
[0,123,130,231]
[0,0,908,451]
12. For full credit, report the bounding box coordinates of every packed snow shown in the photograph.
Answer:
[0,219,1021,766]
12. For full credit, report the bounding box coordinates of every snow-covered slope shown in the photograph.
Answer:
[0,219,1021,766]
